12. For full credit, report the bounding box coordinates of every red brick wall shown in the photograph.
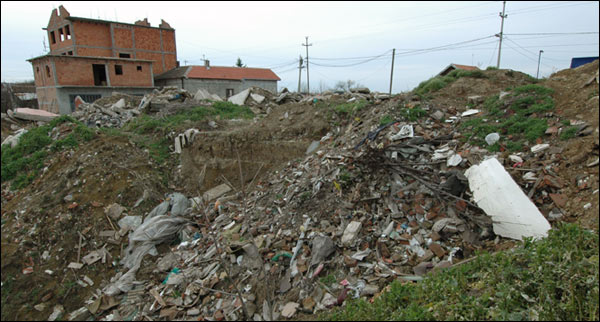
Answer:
[73,21,112,48]
[54,57,96,86]
[133,27,162,51]
[32,58,56,87]
[77,47,113,57]
[48,24,74,53]
[162,29,177,71]
[164,53,177,72]
[114,25,133,49]
[107,61,153,86]
[162,29,176,52]
[51,57,153,87]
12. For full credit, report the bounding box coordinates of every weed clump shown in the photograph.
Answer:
[1,116,96,189]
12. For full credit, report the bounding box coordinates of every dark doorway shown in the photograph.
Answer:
[92,64,107,86]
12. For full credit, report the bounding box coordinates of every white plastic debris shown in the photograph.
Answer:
[465,157,551,240]
[461,109,480,117]
[446,153,463,167]
[485,133,500,145]
[509,154,524,164]
[530,143,550,153]
[522,172,538,182]
[390,124,414,141]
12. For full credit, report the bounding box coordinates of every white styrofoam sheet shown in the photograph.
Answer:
[465,157,551,240]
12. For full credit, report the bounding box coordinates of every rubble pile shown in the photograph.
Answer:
[139,87,195,113]
[274,87,391,107]
[1,61,598,321]
[72,93,144,128]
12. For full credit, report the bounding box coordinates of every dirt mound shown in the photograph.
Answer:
[426,69,535,112]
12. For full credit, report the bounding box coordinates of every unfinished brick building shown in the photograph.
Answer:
[28,5,177,114]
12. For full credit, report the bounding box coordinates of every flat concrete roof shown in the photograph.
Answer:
[27,54,154,63]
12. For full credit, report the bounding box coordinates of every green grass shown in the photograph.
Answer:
[399,106,427,122]
[1,116,96,189]
[560,126,579,140]
[126,101,254,135]
[323,223,599,321]
[379,115,394,126]
[332,100,368,116]
[461,84,555,151]
[320,274,337,287]
[414,69,487,96]
[122,101,254,164]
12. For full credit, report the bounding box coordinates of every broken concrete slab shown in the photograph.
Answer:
[465,157,551,240]
[250,93,265,104]
[14,108,58,122]
[228,88,251,106]
[203,184,232,202]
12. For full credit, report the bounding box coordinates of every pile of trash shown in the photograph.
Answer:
[58,88,583,321]
[72,93,144,128]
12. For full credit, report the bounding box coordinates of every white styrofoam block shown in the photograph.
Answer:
[465,157,551,240]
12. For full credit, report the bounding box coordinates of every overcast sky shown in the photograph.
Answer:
[1,1,598,93]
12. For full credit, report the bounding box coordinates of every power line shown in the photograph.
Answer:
[310,50,392,67]
[506,1,594,16]
[505,32,599,36]
[504,37,568,63]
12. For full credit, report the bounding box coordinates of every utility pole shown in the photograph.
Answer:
[302,36,312,94]
[496,1,507,68]
[389,48,395,96]
[297,55,304,93]
[536,50,544,79]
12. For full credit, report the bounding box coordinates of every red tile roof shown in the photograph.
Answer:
[187,66,281,81]
[451,64,479,71]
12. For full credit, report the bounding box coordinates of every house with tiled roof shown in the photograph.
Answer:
[437,63,480,77]
[154,60,280,99]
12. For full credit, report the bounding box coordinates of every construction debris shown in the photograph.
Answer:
[465,157,551,240]
[9,107,58,122]
[1,60,598,321]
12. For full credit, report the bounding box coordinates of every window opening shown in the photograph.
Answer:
[59,28,64,42]
[226,89,234,98]
[115,65,123,75]
[50,31,56,44]
[46,65,51,78]
[137,65,142,71]
[65,25,71,40]
[119,53,131,58]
